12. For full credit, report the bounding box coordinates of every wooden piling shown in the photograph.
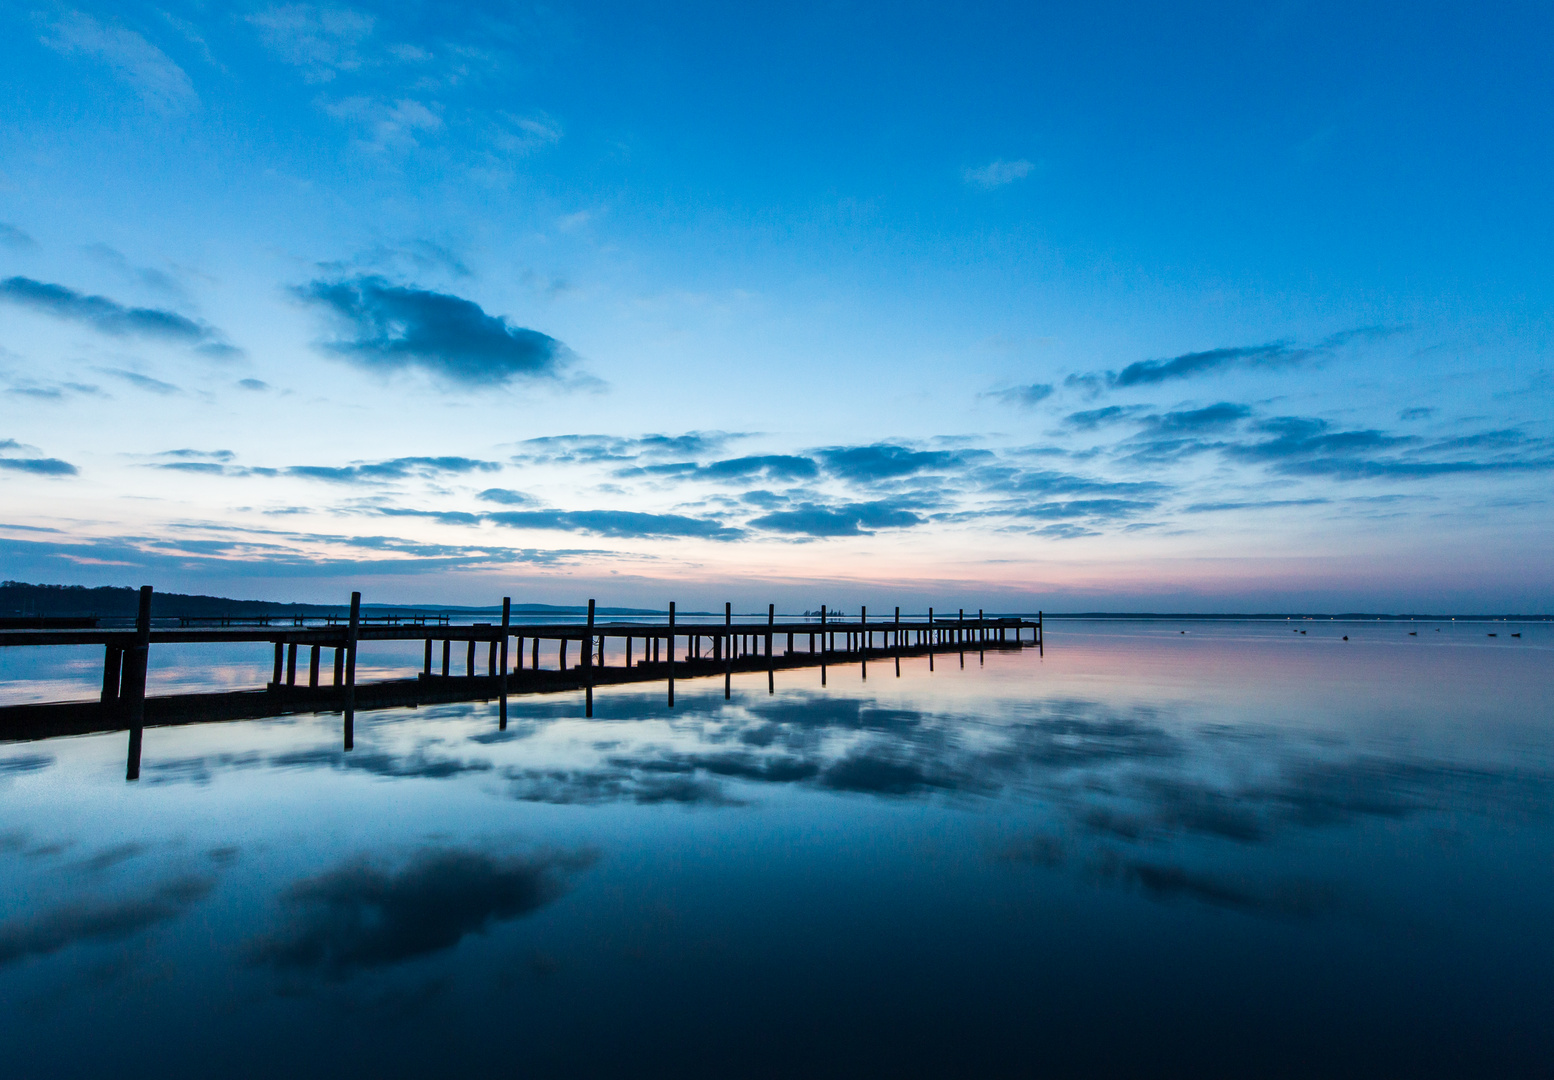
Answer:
[343,591,359,751]
[667,602,676,708]
[309,644,320,688]
[585,599,595,718]
[101,645,122,705]
[124,585,152,781]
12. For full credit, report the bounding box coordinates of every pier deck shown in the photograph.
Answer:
[0,587,1043,777]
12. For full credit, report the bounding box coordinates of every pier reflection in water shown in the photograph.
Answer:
[1,621,1551,1079]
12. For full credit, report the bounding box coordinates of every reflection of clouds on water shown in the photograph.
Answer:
[0,753,54,780]
[1092,854,1339,918]
[246,846,596,978]
[0,875,215,966]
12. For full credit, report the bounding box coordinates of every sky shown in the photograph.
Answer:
[0,0,1551,613]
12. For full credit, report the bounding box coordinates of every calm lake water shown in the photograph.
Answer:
[2,620,1551,1078]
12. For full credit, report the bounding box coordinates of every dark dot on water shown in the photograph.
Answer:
[1343,636,1348,640]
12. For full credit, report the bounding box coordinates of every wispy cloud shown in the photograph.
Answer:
[747,500,926,537]
[987,383,1054,408]
[285,456,502,483]
[964,159,1035,189]
[1,277,234,354]
[0,224,36,251]
[1082,328,1399,391]
[294,275,575,387]
[487,509,742,540]
[42,11,197,112]
[246,4,374,82]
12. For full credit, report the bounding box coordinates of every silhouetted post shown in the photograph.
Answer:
[499,598,510,730]
[767,603,775,693]
[309,644,321,688]
[532,637,539,670]
[124,585,152,781]
[560,637,568,671]
[272,642,283,686]
[442,639,451,677]
[516,634,525,672]
[627,636,633,668]
[424,638,433,675]
[585,599,595,718]
[667,602,676,708]
[101,645,122,706]
[1039,610,1044,656]
[286,642,298,686]
[344,591,359,751]
[466,638,476,677]
[724,601,733,700]
[928,606,934,671]
[333,646,343,686]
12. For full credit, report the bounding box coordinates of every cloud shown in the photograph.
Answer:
[1398,406,1436,421]
[245,847,593,975]
[487,509,743,540]
[324,96,443,152]
[630,454,820,484]
[987,383,1054,408]
[1225,417,1413,463]
[284,455,501,484]
[42,12,197,112]
[246,4,375,82]
[101,368,181,395]
[1139,403,1253,434]
[477,487,535,506]
[816,444,987,483]
[1094,328,1398,391]
[1182,498,1330,513]
[0,223,36,250]
[293,275,574,386]
[964,159,1035,189]
[1013,499,1157,522]
[0,457,78,476]
[0,277,231,350]
[155,448,235,462]
[0,875,214,965]
[748,500,926,537]
[1064,405,1145,430]
[512,432,736,465]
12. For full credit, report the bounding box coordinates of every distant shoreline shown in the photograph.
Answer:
[2,581,1548,623]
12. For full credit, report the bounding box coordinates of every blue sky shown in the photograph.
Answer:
[0,1,1550,611]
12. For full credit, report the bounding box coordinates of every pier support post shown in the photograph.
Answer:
[124,585,152,781]
[499,598,510,730]
[467,638,476,678]
[442,639,451,677]
[272,642,283,687]
[309,645,320,688]
[532,637,539,670]
[667,602,676,708]
[767,604,775,694]
[585,599,595,718]
[424,638,432,675]
[344,591,359,751]
[101,645,122,706]
[286,642,298,686]
[333,646,343,686]
[723,602,732,700]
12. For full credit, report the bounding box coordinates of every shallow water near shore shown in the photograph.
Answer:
[2,621,1552,1078]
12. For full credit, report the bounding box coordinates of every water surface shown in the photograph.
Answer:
[2,621,1551,1078]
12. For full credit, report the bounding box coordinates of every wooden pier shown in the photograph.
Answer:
[0,588,1043,779]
